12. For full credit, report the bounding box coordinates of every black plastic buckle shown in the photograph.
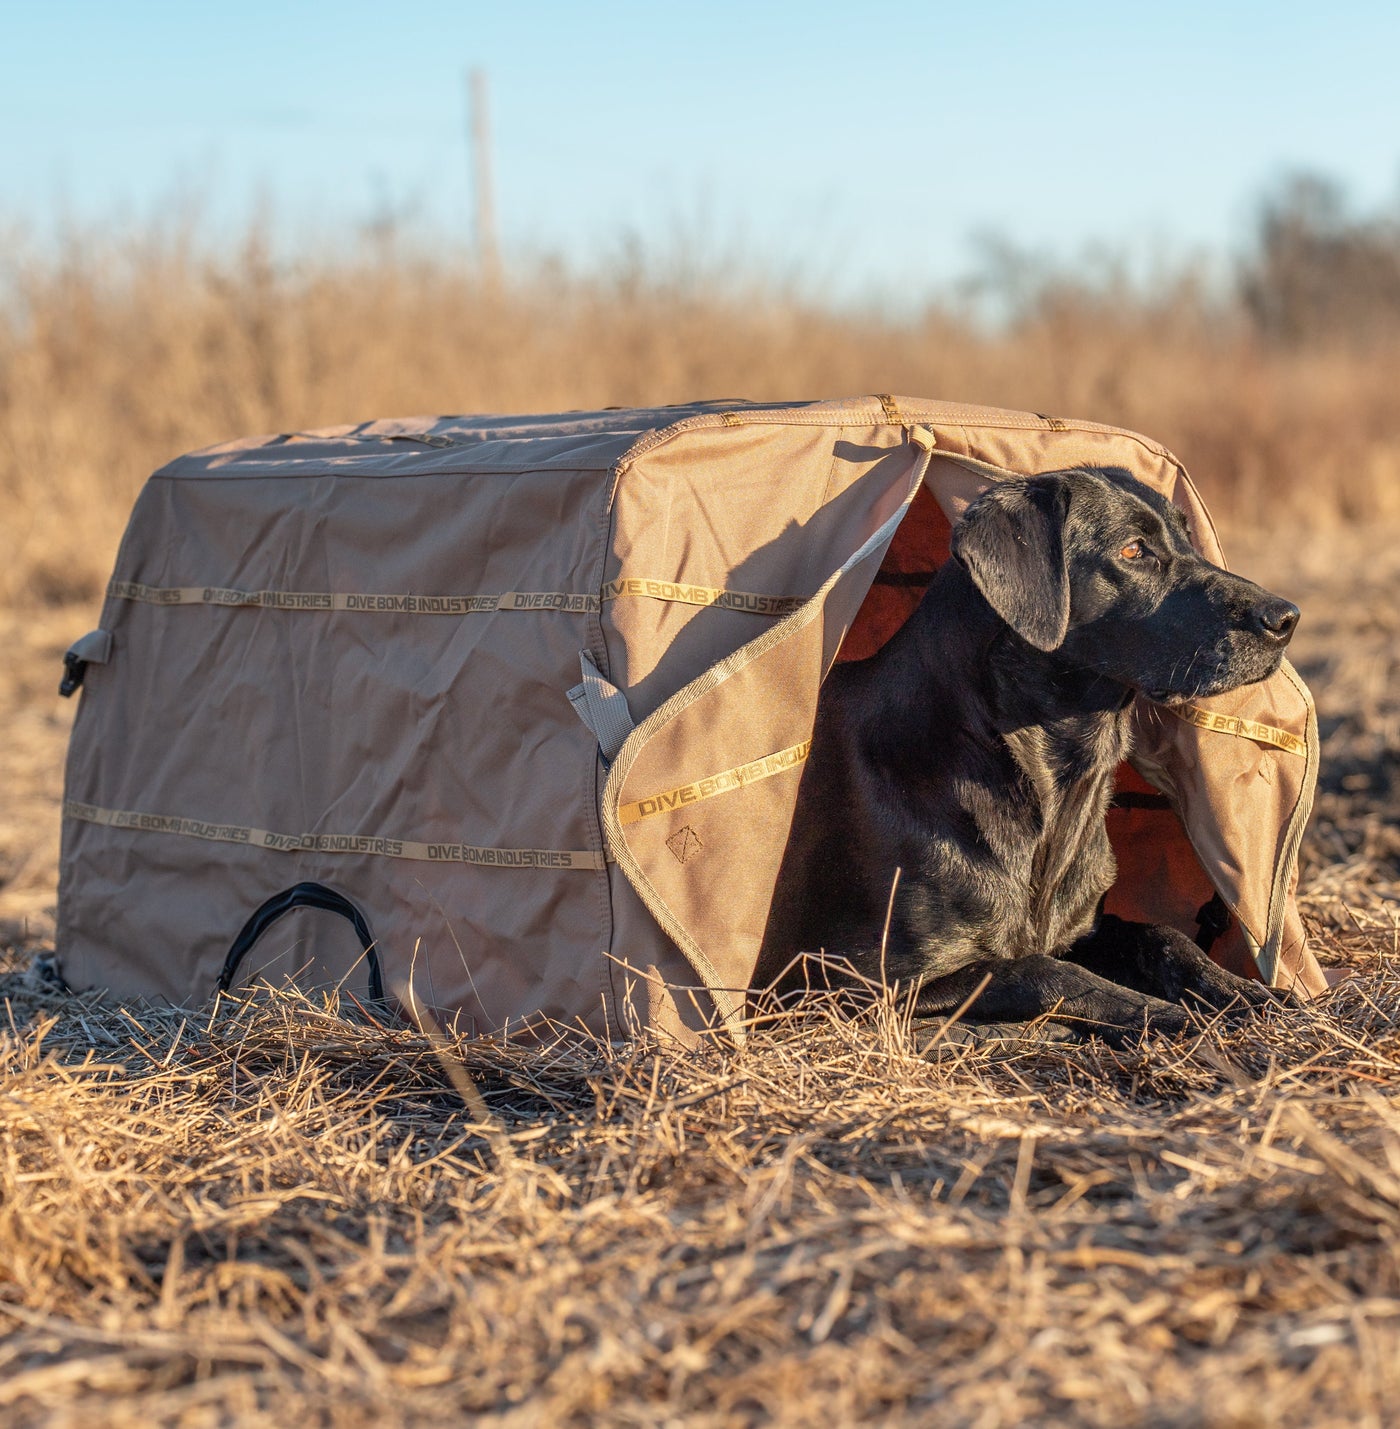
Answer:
[59,651,87,698]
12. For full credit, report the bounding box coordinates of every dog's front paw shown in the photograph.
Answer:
[1099,999,1193,1045]
[1184,961,1290,1019]
[1123,921,1290,1020]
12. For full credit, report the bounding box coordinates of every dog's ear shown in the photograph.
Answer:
[951,475,1071,651]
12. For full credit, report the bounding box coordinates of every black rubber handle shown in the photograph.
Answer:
[219,881,383,1002]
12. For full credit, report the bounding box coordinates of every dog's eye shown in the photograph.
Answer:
[1119,540,1146,560]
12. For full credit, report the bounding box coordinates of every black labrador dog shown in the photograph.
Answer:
[756,466,1300,1042]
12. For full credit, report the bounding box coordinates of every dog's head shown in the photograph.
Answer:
[950,466,1299,702]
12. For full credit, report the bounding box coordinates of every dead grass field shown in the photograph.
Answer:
[2,233,1399,1424]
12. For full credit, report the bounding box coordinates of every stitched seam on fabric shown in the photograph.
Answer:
[609,408,1170,483]
[1174,464,1229,567]
[152,451,623,480]
[609,408,1058,479]
[584,474,617,1032]
[1128,710,1259,963]
[1262,657,1319,988]
[819,425,848,506]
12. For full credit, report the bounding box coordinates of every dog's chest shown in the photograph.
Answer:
[995,717,1128,956]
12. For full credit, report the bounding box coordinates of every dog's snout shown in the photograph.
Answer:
[1250,597,1300,646]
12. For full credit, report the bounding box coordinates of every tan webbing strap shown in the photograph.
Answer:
[876,393,905,425]
[108,582,560,613]
[63,800,606,870]
[107,579,805,618]
[617,740,813,826]
[601,579,804,617]
[66,628,114,666]
[567,651,635,761]
[1168,702,1307,758]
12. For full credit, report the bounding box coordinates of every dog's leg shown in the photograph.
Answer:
[912,954,1190,1044]
[1064,914,1283,1016]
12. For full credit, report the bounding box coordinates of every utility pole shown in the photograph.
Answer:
[467,68,499,284]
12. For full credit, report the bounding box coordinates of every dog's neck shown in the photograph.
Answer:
[877,558,1135,785]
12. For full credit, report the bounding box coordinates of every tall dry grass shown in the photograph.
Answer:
[4,215,1400,608]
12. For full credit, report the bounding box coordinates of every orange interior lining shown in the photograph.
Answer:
[838,484,950,664]
[838,487,1257,979]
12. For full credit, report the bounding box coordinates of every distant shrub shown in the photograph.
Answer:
[1240,173,1400,345]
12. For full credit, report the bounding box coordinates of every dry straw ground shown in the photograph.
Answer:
[2,223,1399,1424]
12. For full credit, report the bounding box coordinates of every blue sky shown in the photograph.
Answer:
[3,1,1398,302]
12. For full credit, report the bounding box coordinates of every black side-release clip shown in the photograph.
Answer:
[59,629,114,698]
[59,651,87,697]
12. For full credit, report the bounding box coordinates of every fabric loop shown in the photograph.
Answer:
[567,652,636,762]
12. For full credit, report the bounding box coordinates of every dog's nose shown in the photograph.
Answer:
[1250,597,1300,646]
